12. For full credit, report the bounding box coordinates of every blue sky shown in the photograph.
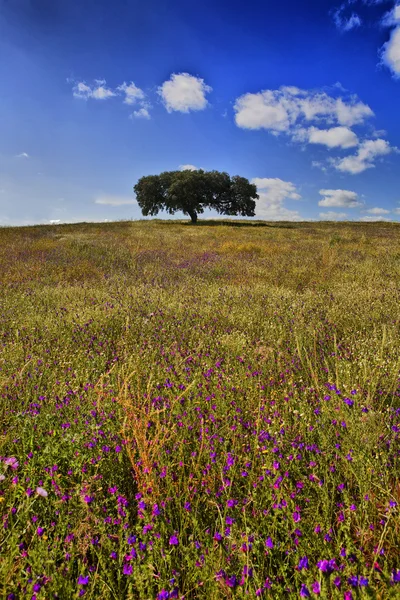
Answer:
[1,0,400,224]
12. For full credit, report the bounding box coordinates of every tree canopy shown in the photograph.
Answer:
[133,169,258,223]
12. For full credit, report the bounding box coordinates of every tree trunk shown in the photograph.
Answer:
[187,209,198,224]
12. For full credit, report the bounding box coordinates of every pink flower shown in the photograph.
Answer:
[4,457,19,470]
[36,487,48,497]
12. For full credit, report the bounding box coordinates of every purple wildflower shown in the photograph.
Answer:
[300,584,310,598]
[298,556,309,570]
[392,570,400,583]
[311,581,321,594]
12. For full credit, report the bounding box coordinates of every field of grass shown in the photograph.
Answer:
[1,219,400,599]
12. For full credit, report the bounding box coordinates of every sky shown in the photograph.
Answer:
[0,0,400,225]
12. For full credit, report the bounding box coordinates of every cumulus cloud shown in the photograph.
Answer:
[251,177,303,220]
[381,4,400,27]
[382,24,400,76]
[332,138,395,173]
[318,189,362,208]
[306,126,359,148]
[158,73,212,113]
[73,80,116,100]
[117,82,145,105]
[365,207,390,214]
[319,211,348,220]
[233,85,394,172]
[179,164,200,171]
[130,107,151,119]
[234,91,290,132]
[234,86,373,134]
[95,195,137,206]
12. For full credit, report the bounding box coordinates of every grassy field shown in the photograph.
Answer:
[1,219,400,599]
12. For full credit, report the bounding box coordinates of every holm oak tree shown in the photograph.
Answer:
[134,169,258,224]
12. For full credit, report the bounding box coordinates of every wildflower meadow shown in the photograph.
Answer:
[1,219,400,599]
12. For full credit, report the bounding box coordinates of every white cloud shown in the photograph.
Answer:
[381,4,400,28]
[92,86,116,100]
[73,80,116,100]
[307,126,359,148]
[72,82,92,99]
[393,207,400,214]
[233,85,394,173]
[332,138,395,173]
[382,24,400,76]
[234,86,373,135]
[71,78,150,118]
[311,160,328,172]
[16,152,29,158]
[335,97,373,126]
[130,107,150,119]
[234,91,290,132]
[319,211,348,220]
[179,164,200,171]
[95,195,137,206]
[333,7,362,32]
[117,82,145,105]
[158,73,212,113]
[365,207,390,214]
[251,177,303,220]
[318,189,362,208]
[49,219,61,224]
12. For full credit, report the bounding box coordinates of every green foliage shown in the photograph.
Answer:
[134,170,258,223]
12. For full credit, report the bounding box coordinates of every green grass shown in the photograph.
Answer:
[1,219,400,599]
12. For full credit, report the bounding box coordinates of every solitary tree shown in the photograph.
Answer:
[134,169,258,224]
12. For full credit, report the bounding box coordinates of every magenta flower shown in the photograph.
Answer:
[311,581,320,594]
[77,575,89,585]
[169,534,179,546]
[36,527,44,537]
